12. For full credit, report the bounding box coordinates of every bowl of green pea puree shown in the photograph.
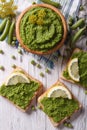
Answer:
[16,4,67,55]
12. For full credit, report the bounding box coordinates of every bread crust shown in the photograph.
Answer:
[0,66,43,112]
[38,80,82,127]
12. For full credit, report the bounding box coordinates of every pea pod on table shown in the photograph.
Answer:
[0,18,7,33]
[71,27,86,44]
[41,0,61,8]
[71,18,85,30]
[0,19,11,41]
[7,20,15,44]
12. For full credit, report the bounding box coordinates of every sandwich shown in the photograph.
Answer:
[38,81,82,127]
[61,48,87,88]
[0,67,43,112]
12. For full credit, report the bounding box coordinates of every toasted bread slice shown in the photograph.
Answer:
[0,66,43,112]
[61,48,86,87]
[38,81,82,127]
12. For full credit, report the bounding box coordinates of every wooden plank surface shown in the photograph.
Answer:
[0,0,87,130]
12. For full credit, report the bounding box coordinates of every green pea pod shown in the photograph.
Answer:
[8,20,15,44]
[0,18,7,33]
[71,18,85,30]
[0,19,11,41]
[41,0,61,8]
[71,27,86,44]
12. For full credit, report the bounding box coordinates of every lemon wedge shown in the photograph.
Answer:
[68,58,80,82]
[47,85,72,99]
[5,72,30,85]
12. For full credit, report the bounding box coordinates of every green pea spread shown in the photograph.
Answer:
[20,7,63,52]
[41,97,79,122]
[63,51,87,87]
[0,81,39,109]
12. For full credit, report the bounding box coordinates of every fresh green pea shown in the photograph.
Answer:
[32,2,36,4]
[11,55,16,60]
[7,20,15,44]
[31,106,36,110]
[64,122,68,127]
[68,123,73,128]
[0,19,11,41]
[0,49,4,54]
[36,64,41,69]
[45,68,51,74]
[41,0,61,8]
[68,21,73,26]
[64,122,73,128]
[68,16,74,26]
[18,49,23,55]
[40,72,44,77]
[12,64,16,69]
[13,36,16,41]
[71,27,86,44]
[0,66,5,71]
[69,16,74,23]
[71,18,85,30]
[79,5,84,11]
[31,60,36,66]
[0,18,7,33]
[11,41,15,46]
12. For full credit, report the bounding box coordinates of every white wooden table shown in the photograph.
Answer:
[0,0,87,130]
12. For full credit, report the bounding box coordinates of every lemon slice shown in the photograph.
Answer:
[47,85,72,99]
[5,72,30,85]
[68,58,80,82]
